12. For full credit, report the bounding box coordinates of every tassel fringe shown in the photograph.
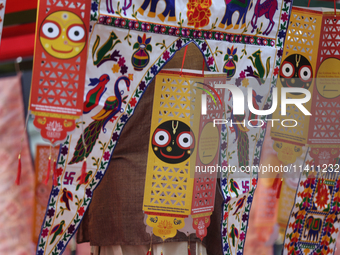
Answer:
[276,179,283,199]
[44,157,51,185]
[80,159,87,184]
[272,174,280,189]
[52,160,57,186]
[146,248,151,255]
[15,154,22,185]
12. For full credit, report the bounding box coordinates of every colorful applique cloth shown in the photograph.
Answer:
[283,157,340,255]
[36,0,292,253]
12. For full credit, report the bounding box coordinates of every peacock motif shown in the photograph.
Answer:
[69,76,131,165]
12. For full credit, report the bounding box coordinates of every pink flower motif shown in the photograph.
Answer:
[118,57,126,67]
[240,232,245,241]
[281,12,288,22]
[41,228,49,238]
[239,71,246,79]
[222,160,228,167]
[207,56,214,66]
[103,151,110,161]
[163,51,170,61]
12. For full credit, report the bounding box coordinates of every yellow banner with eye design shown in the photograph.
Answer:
[143,70,203,240]
[270,7,323,164]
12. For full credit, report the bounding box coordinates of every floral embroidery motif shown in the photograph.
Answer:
[186,0,212,28]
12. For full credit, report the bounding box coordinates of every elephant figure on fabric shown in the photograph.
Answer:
[138,0,176,22]
[218,0,253,30]
[303,216,322,242]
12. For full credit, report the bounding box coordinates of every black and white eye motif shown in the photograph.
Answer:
[280,54,313,93]
[152,120,195,164]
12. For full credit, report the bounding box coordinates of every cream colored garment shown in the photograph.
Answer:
[91,242,207,255]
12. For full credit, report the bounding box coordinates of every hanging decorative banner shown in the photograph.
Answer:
[29,0,91,145]
[32,145,59,244]
[252,126,280,243]
[0,0,6,46]
[307,11,340,166]
[143,70,199,240]
[219,44,288,255]
[36,0,292,253]
[275,147,306,242]
[282,8,340,255]
[190,75,224,240]
[143,70,225,240]
[0,74,34,255]
[270,7,323,165]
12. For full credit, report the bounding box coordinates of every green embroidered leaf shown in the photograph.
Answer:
[39,238,46,248]
[133,42,139,50]
[146,44,152,52]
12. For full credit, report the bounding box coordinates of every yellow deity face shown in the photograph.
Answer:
[40,11,86,59]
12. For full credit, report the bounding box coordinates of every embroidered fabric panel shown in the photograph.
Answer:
[36,0,293,253]
[219,0,293,252]
[219,42,284,255]
[283,157,340,255]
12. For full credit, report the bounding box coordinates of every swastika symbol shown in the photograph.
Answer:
[64,172,76,185]
[242,181,249,193]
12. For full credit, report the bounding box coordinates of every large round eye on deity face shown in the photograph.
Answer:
[280,54,313,94]
[177,132,193,149]
[40,11,86,59]
[299,65,312,82]
[280,61,295,79]
[153,129,171,147]
[152,120,195,164]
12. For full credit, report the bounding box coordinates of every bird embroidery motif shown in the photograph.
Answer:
[246,49,271,85]
[69,76,130,165]
[229,224,239,247]
[92,31,121,67]
[76,170,93,191]
[233,196,246,215]
[49,220,65,244]
[60,188,73,211]
[229,178,240,198]
[83,74,110,114]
